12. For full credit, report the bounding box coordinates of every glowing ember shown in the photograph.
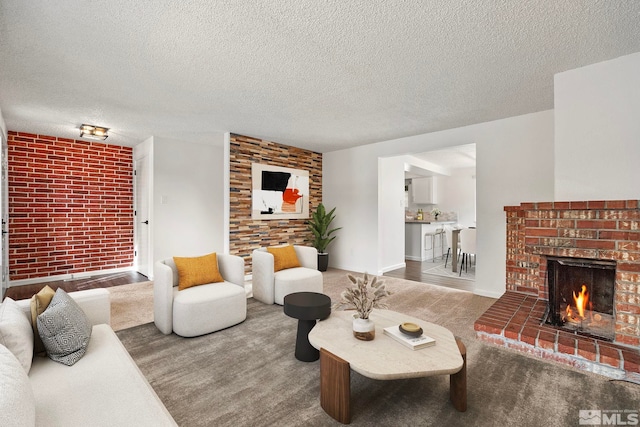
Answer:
[565,305,573,319]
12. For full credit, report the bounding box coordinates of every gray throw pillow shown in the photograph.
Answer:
[37,288,92,366]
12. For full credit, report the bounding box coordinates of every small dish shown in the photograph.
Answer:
[399,323,423,337]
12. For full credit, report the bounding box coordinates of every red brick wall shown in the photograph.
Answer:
[505,200,640,346]
[229,134,322,274]
[8,131,134,281]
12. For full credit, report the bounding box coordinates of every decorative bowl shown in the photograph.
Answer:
[399,322,423,337]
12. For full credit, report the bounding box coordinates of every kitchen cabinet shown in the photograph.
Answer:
[405,221,454,261]
[412,177,437,204]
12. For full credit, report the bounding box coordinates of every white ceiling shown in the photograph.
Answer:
[1,1,640,153]
[412,143,476,169]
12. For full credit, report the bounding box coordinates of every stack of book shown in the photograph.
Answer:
[383,325,436,350]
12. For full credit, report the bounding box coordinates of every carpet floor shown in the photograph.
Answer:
[108,281,154,331]
[115,270,640,426]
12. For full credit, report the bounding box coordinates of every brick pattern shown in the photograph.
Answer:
[476,200,640,379]
[475,292,640,378]
[8,131,134,280]
[504,200,640,347]
[229,134,322,274]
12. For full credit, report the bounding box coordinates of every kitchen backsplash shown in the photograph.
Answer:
[405,210,458,222]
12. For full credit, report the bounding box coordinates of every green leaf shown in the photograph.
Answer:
[307,203,342,253]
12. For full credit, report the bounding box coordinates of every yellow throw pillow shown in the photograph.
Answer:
[173,253,224,291]
[267,245,301,272]
[30,285,56,356]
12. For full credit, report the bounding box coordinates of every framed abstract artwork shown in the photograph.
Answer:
[251,163,309,219]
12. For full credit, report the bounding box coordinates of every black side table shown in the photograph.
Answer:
[283,292,331,362]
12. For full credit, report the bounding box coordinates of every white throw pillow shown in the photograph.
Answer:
[0,297,34,373]
[0,344,36,427]
[37,288,92,366]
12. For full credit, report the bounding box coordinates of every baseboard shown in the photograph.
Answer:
[379,262,406,273]
[8,266,135,288]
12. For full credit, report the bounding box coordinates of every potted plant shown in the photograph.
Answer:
[333,273,391,340]
[307,203,341,271]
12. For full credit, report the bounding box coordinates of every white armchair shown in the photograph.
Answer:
[154,254,247,337]
[252,245,323,305]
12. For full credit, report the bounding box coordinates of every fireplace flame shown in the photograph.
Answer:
[573,285,589,319]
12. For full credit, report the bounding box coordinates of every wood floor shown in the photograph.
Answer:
[4,259,472,301]
[383,259,475,292]
[4,271,149,300]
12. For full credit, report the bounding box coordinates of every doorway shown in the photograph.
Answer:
[383,143,477,291]
[1,132,8,298]
[134,154,151,278]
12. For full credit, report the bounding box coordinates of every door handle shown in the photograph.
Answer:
[142,220,149,225]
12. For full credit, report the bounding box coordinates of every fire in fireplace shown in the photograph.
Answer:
[545,257,616,341]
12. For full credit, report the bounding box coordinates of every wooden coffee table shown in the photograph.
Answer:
[308,309,466,424]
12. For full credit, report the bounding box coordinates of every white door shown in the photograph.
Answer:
[0,133,8,298]
[134,155,151,278]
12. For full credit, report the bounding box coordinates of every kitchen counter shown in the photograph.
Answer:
[405,222,454,261]
[405,220,455,224]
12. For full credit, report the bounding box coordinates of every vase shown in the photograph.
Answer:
[352,317,375,341]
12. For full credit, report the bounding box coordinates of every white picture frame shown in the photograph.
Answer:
[251,163,309,219]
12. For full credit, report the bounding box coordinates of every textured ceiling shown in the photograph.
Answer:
[413,143,476,170]
[1,1,639,152]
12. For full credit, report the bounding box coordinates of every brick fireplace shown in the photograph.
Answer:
[475,200,640,380]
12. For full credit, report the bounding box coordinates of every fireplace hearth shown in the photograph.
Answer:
[545,257,615,341]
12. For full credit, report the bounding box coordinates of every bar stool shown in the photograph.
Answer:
[425,228,445,261]
[443,225,460,268]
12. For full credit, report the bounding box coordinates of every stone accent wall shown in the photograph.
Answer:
[505,200,640,346]
[229,134,322,274]
[7,131,134,281]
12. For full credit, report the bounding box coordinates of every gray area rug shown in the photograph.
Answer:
[422,257,475,281]
[116,272,640,426]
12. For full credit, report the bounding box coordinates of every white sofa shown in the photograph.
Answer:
[4,288,177,427]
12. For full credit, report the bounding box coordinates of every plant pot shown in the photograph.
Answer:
[317,253,329,272]
[352,316,375,341]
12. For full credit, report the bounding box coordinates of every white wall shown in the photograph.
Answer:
[151,134,226,263]
[475,112,555,297]
[555,52,640,200]
[378,156,407,272]
[0,107,6,138]
[323,147,380,275]
[324,110,555,298]
[133,137,154,276]
[437,167,476,227]
[0,109,6,298]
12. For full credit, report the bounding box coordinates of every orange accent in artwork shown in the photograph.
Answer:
[283,188,302,203]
